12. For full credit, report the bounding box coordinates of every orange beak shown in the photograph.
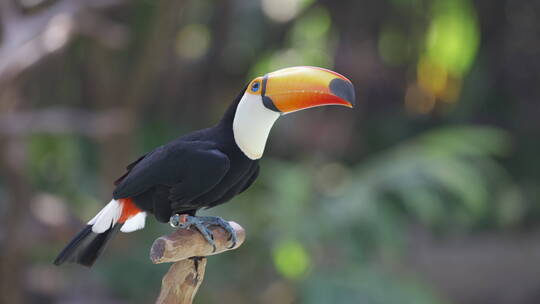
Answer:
[261,66,355,113]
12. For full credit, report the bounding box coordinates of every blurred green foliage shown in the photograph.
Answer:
[1,0,539,303]
[425,0,479,76]
[251,6,334,77]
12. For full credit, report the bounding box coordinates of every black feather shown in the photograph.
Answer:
[54,224,120,267]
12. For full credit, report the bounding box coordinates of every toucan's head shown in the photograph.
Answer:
[232,66,355,159]
[245,66,355,113]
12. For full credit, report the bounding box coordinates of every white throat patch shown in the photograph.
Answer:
[233,93,280,160]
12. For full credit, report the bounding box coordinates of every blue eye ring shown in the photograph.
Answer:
[251,82,260,92]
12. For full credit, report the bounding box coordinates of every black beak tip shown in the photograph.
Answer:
[330,78,356,107]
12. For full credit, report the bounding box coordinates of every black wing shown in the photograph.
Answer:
[239,164,259,194]
[112,142,230,202]
[114,153,148,186]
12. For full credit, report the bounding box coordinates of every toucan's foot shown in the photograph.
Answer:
[169,214,237,251]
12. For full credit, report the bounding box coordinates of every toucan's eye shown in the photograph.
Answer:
[251,82,260,92]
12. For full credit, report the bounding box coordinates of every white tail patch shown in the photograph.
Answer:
[88,199,122,233]
[120,212,147,232]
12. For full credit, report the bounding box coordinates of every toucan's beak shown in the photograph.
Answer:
[261,66,355,113]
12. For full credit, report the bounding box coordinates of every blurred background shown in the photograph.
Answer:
[0,0,539,303]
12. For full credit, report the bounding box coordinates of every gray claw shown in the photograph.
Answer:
[170,214,236,251]
[206,216,237,249]
[193,220,216,251]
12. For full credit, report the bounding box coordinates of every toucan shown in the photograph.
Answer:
[54,66,355,267]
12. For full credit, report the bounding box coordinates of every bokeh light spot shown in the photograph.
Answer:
[417,57,448,95]
[262,0,301,23]
[405,84,436,114]
[290,6,331,44]
[175,24,211,60]
[273,240,310,279]
[261,0,313,23]
[425,0,479,76]
[30,193,68,227]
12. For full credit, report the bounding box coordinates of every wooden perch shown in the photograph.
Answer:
[151,221,245,304]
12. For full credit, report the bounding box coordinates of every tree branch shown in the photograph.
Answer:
[155,258,207,304]
[151,221,245,304]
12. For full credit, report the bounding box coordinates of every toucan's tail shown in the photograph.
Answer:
[53,224,120,267]
[54,198,146,267]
